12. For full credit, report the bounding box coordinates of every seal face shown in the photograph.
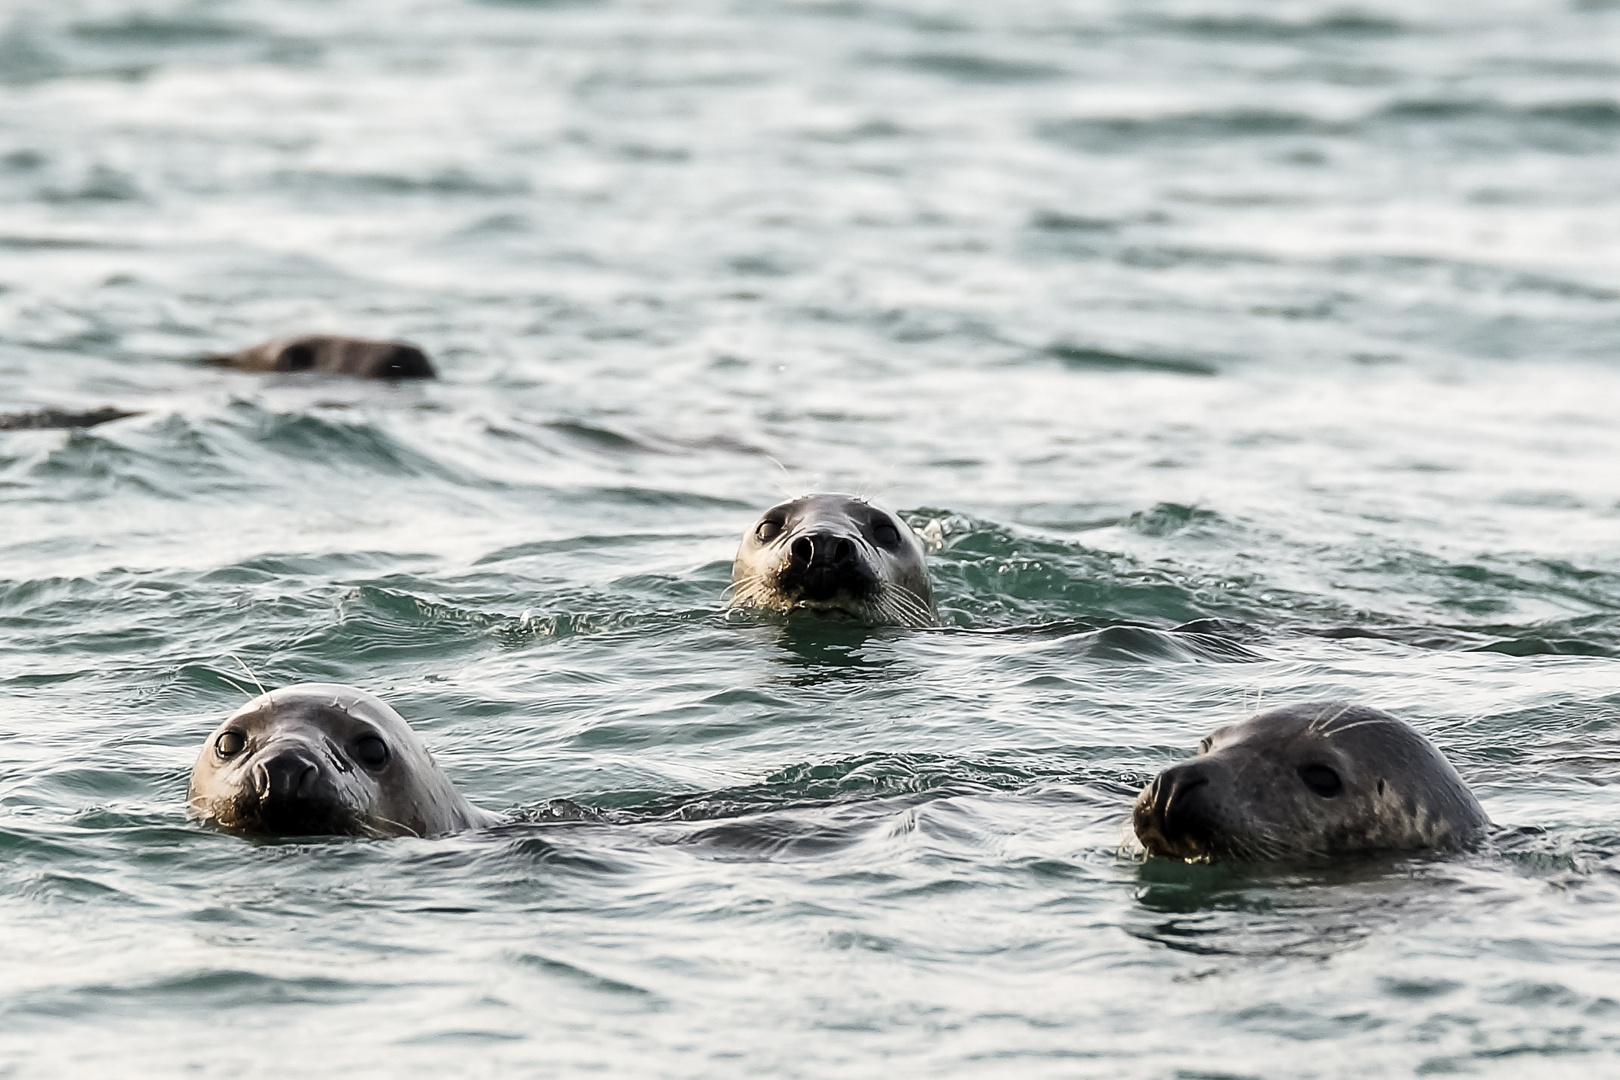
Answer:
[187,683,499,838]
[728,493,936,626]
[1133,702,1489,862]
[203,335,436,379]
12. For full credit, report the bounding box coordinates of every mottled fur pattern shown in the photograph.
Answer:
[189,683,498,839]
[1134,702,1488,862]
[728,493,936,627]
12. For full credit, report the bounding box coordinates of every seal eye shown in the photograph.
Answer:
[277,343,316,372]
[755,517,783,543]
[353,735,389,769]
[215,730,246,758]
[872,519,901,548]
[1299,764,1343,798]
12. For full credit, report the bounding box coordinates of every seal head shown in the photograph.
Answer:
[203,335,436,379]
[1134,702,1488,861]
[728,493,935,626]
[188,683,498,838]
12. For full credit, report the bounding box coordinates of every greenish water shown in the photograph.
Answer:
[2,0,1619,1075]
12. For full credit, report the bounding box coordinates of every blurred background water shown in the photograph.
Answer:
[2,0,1619,1075]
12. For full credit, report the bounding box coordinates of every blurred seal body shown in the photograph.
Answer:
[0,407,139,431]
[729,493,935,626]
[204,335,436,379]
[1133,702,1488,861]
[188,683,498,838]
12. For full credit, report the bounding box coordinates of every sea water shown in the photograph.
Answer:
[2,0,1619,1075]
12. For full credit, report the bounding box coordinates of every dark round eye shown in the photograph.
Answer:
[755,517,783,543]
[353,735,389,769]
[215,730,246,758]
[1299,764,1343,798]
[872,520,900,547]
[277,343,316,372]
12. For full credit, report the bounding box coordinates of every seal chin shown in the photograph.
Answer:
[772,563,881,612]
[207,792,365,838]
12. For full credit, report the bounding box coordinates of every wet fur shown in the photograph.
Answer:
[728,493,936,627]
[1133,702,1488,862]
[188,683,497,839]
[203,334,436,379]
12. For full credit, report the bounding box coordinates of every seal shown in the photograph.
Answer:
[1133,702,1488,861]
[188,683,500,838]
[728,493,936,626]
[202,334,437,379]
[0,407,139,431]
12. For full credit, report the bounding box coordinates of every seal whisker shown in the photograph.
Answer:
[728,493,936,627]
[188,683,499,840]
[1309,701,1361,736]
[1132,701,1489,863]
[1316,717,1390,738]
[868,580,933,628]
[226,652,267,698]
[723,571,774,610]
[216,674,258,700]
[722,569,772,597]
[883,582,938,627]
[883,596,930,628]
[368,814,421,839]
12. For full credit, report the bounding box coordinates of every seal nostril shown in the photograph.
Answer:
[1172,770,1209,797]
[1156,763,1210,826]
[791,532,853,568]
[254,749,320,802]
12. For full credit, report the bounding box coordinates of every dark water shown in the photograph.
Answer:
[3,0,1619,1074]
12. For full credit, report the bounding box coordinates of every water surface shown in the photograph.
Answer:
[2,0,1619,1075]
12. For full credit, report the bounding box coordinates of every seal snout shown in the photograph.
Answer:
[236,740,352,836]
[253,746,321,803]
[791,531,856,569]
[781,528,875,602]
[1134,761,1214,859]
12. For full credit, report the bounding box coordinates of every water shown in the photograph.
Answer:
[2,0,1619,1074]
